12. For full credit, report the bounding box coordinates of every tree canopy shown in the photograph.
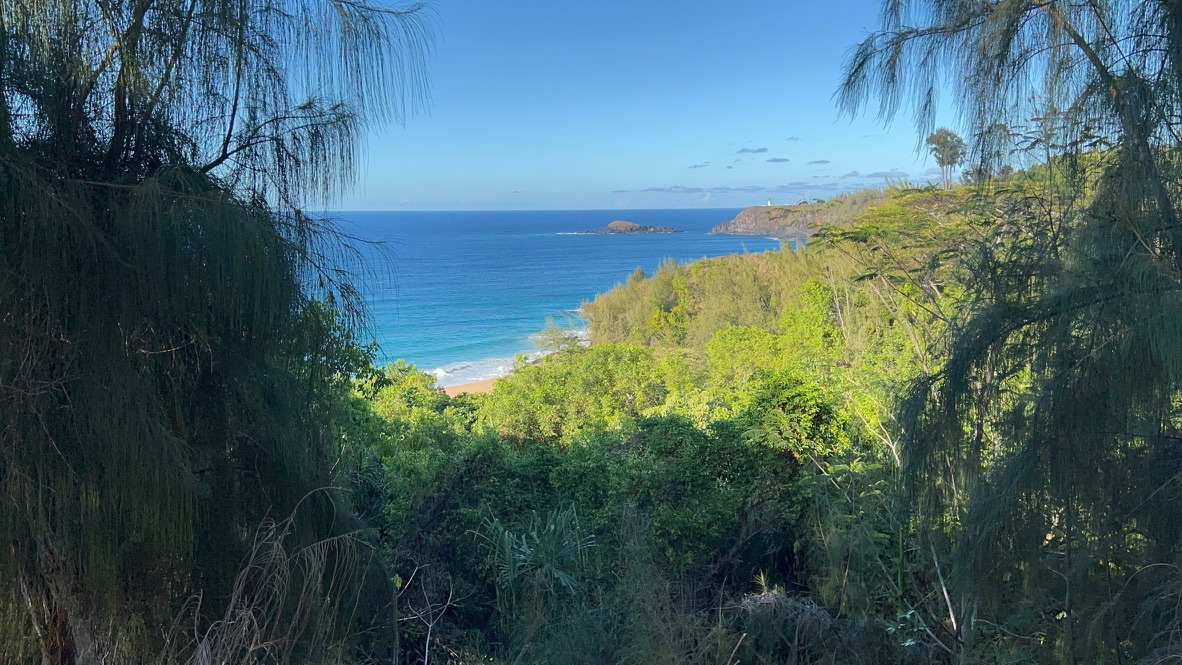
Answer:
[924,128,964,189]
[0,0,433,660]
[841,0,1182,659]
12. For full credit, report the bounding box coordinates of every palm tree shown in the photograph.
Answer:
[839,0,1182,659]
[0,0,432,660]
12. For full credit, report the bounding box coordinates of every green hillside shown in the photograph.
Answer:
[5,0,1182,662]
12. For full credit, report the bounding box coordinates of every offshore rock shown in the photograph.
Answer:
[581,220,683,234]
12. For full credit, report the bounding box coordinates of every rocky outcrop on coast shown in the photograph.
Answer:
[713,190,888,240]
[710,206,809,240]
[581,220,683,234]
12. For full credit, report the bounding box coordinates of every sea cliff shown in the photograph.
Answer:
[710,205,809,240]
[712,190,887,240]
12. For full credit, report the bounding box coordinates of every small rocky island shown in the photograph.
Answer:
[581,220,683,234]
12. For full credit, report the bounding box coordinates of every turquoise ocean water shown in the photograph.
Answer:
[338,209,782,386]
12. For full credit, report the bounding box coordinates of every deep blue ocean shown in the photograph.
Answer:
[337,209,782,386]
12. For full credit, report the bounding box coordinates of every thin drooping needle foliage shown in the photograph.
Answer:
[841,0,1182,659]
[0,0,432,660]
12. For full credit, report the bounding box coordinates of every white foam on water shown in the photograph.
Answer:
[430,350,548,387]
[430,357,512,386]
[429,331,607,390]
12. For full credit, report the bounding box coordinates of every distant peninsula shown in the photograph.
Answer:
[580,220,683,235]
[711,191,887,240]
[710,205,809,240]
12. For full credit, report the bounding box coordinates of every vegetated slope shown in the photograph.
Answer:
[334,182,1000,663]
[586,185,966,361]
[341,166,1182,663]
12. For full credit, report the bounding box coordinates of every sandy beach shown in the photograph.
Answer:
[443,378,499,397]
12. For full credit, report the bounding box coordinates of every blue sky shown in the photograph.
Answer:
[344,0,955,210]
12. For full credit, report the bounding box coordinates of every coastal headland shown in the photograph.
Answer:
[711,191,884,240]
[711,205,810,240]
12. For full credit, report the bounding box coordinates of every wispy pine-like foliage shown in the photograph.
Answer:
[841,0,1182,660]
[0,0,432,660]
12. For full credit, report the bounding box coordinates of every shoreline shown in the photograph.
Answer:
[431,333,588,397]
[443,377,499,397]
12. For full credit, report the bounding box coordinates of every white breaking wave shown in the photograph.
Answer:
[430,351,546,387]
[430,357,516,386]
[430,326,590,388]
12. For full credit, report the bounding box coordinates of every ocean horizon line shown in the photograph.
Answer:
[326,206,749,214]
